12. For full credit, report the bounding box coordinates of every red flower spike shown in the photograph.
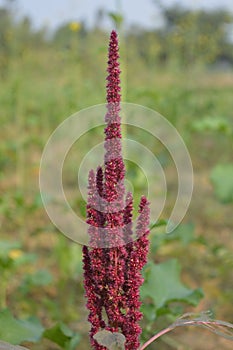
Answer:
[83,30,150,350]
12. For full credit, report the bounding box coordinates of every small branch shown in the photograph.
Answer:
[140,312,233,350]
[140,326,174,350]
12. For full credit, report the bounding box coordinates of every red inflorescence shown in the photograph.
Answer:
[82,30,150,350]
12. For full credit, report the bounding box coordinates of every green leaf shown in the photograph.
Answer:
[140,303,157,321]
[17,317,44,342]
[183,288,204,305]
[210,163,233,203]
[150,219,168,230]
[43,322,80,350]
[141,260,203,309]
[66,334,81,350]
[166,222,195,245]
[0,309,44,344]
[150,223,195,254]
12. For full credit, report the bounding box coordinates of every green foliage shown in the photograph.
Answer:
[0,240,21,269]
[140,258,204,346]
[54,235,83,280]
[140,223,204,341]
[43,322,81,350]
[0,240,37,270]
[1,1,233,72]
[168,223,195,246]
[155,3,233,66]
[0,7,12,77]
[191,116,232,134]
[210,163,233,203]
[141,259,203,312]
[0,309,44,344]
[20,270,53,295]
[150,219,168,230]
[150,222,196,253]
[0,309,81,349]
[0,4,46,78]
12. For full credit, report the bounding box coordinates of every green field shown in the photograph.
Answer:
[0,11,233,350]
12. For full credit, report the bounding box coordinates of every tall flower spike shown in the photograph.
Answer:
[106,30,121,105]
[83,30,150,350]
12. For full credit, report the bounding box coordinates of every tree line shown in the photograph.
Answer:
[1,0,233,77]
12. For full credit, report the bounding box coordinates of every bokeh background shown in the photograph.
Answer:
[0,0,233,349]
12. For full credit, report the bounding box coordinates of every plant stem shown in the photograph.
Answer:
[0,270,8,309]
[140,326,174,350]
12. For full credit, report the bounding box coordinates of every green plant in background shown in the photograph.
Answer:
[141,258,203,324]
[0,238,82,348]
[0,308,81,350]
[153,1,233,67]
[190,111,233,205]
[140,223,203,343]
[191,116,232,135]
[0,309,43,345]
[0,240,23,309]
[210,164,233,203]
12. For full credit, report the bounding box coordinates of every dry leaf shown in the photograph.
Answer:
[93,329,126,350]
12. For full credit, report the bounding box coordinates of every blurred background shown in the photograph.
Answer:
[0,0,233,349]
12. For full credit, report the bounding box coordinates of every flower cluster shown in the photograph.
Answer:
[83,30,150,350]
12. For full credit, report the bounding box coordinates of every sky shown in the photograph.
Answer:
[1,0,233,30]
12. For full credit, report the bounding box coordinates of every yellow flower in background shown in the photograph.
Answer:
[69,22,81,32]
[9,249,23,260]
